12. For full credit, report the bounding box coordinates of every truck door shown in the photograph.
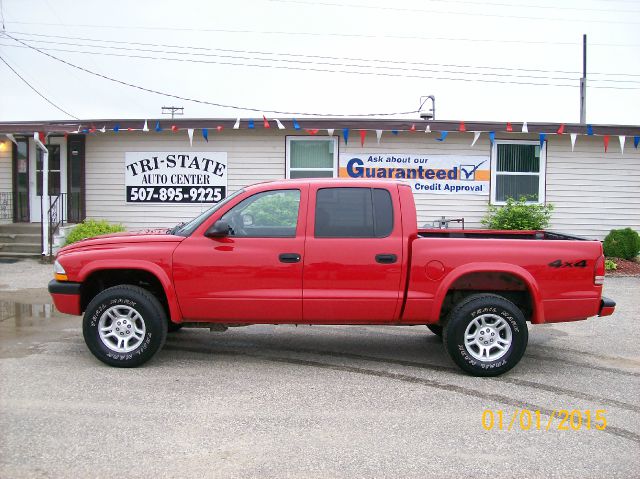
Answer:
[302,185,403,323]
[172,186,307,322]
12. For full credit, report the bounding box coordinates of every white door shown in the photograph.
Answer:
[29,137,67,223]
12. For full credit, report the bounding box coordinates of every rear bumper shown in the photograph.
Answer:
[48,280,82,316]
[598,296,616,317]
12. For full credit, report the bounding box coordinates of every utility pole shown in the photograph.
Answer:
[161,106,184,119]
[580,34,587,124]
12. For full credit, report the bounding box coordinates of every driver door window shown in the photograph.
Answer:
[220,189,301,237]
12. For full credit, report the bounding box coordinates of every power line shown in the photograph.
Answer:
[1,33,423,117]
[0,53,78,119]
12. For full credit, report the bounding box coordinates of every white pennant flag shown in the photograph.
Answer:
[521,122,528,133]
[424,125,431,133]
[233,118,240,129]
[99,125,106,133]
[471,131,481,147]
[570,133,577,151]
[275,119,286,130]
[5,133,18,146]
[327,128,334,136]
[619,135,626,155]
[187,128,194,146]
[142,120,149,132]
[376,130,383,143]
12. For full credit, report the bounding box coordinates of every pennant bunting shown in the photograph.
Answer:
[603,135,610,153]
[89,125,96,133]
[342,128,349,145]
[275,119,286,130]
[263,116,270,128]
[99,126,106,133]
[248,119,255,129]
[187,128,194,146]
[489,131,495,145]
[436,131,448,142]
[327,128,334,136]
[155,121,162,132]
[6,133,18,146]
[202,128,209,142]
[216,125,223,132]
[570,133,577,152]
[171,125,178,132]
[409,124,416,132]
[619,135,625,155]
[424,125,431,133]
[587,124,594,135]
[557,123,565,135]
[376,130,383,144]
[539,133,546,148]
[113,124,120,132]
[521,122,528,133]
[506,122,513,132]
[305,129,319,135]
[471,131,481,147]
[142,120,149,132]
[459,121,466,132]
[64,132,68,140]
[360,129,366,146]
[82,128,89,134]
[233,118,240,129]
[391,130,399,135]
[293,119,301,130]
[634,136,640,149]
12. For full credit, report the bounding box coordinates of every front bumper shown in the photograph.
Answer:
[598,296,616,317]
[48,280,82,316]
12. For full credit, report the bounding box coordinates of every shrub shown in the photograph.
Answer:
[481,196,554,230]
[603,228,640,260]
[604,259,617,271]
[65,219,125,245]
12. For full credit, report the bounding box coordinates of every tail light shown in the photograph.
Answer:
[594,255,605,285]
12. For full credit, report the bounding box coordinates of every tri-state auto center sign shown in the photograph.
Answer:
[125,152,228,203]
[339,153,490,195]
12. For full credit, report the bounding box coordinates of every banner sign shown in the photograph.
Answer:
[339,153,490,195]
[125,152,228,203]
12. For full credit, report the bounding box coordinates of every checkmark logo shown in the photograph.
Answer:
[459,160,487,180]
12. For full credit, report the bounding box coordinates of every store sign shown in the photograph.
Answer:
[339,153,490,195]
[125,152,228,203]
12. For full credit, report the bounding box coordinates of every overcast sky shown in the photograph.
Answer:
[0,0,638,125]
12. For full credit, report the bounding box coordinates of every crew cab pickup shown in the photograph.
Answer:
[49,179,615,376]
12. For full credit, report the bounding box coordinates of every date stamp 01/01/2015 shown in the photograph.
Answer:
[482,409,607,432]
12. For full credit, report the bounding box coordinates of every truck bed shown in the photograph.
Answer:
[417,229,590,241]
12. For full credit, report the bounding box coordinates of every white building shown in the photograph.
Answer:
[0,118,638,256]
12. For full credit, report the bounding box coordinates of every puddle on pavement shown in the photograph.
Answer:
[0,300,58,325]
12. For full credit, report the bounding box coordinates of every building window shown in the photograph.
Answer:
[286,137,337,178]
[491,140,546,204]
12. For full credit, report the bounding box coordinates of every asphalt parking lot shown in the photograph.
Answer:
[0,261,638,478]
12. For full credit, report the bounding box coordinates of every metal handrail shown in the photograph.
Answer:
[46,193,66,257]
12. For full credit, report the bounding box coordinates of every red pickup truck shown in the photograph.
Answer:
[49,179,615,376]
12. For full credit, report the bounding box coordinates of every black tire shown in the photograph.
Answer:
[167,322,183,333]
[443,293,528,377]
[426,324,443,338]
[83,285,168,367]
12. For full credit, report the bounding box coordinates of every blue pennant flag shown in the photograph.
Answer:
[202,128,208,142]
[155,121,162,132]
[81,128,88,134]
[489,131,495,145]
[293,119,301,130]
[113,124,120,132]
[248,119,255,129]
[342,128,349,145]
[391,130,399,135]
[587,124,594,136]
[539,133,546,147]
[634,136,640,149]
[435,131,448,142]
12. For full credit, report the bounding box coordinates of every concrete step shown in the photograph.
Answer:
[0,242,42,254]
[0,223,41,234]
[0,233,40,245]
[0,251,41,259]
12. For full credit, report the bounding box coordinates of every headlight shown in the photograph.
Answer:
[54,260,68,281]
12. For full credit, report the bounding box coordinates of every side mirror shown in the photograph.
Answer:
[204,220,231,238]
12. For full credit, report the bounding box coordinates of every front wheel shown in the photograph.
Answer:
[83,285,168,367]
[443,294,528,377]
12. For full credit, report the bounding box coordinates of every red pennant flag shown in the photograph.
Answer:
[216,125,224,132]
[603,135,610,152]
[556,124,565,135]
[171,125,178,132]
[409,124,416,132]
[127,128,132,131]
[263,116,270,128]
[506,122,513,132]
[38,131,46,143]
[459,121,466,132]
[64,132,69,139]
[360,129,367,146]
[89,125,96,133]
[305,129,319,135]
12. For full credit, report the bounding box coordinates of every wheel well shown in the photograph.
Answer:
[439,272,533,323]
[81,269,169,318]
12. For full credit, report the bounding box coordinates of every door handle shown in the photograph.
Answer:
[279,253,301,263]
[375,254,397,264]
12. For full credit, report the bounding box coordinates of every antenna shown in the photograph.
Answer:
[161,106,184,119]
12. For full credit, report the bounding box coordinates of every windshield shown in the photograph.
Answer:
[171,189,245,236]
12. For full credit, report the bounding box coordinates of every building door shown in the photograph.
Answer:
[29,137,67,223]
[12,139,29,222]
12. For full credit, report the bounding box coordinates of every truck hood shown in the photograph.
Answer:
[59,229,185,253]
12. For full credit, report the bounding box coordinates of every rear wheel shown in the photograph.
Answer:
[83,285,168,367]
[443,294,528,377]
